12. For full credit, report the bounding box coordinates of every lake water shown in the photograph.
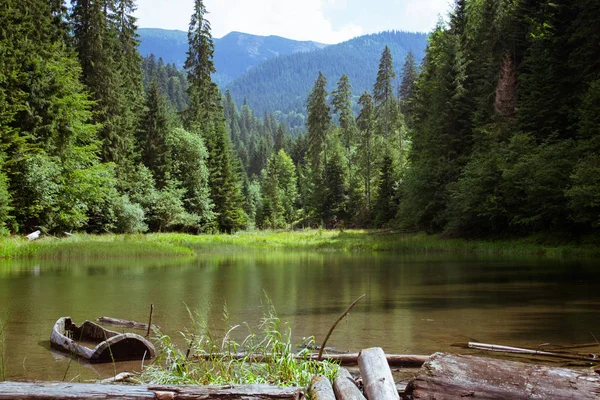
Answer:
[1,251,599,381]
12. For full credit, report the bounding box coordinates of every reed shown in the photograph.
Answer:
[141,300,339,387]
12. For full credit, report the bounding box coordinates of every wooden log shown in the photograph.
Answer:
[358,347,400,400]
[97,316,159,331]
[0,382,305,400]
[333,368,366,400]
[468,341,599,362]
[192,353,428,367]
[405,352,600,399]
[310,375,336,400]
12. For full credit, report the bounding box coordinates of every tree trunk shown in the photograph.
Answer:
[192,353,429,367]
[310,375,336,400]
[333,367,366,400]
[0,382,304,400]
[358,347,400,400]
[405,352,600,399]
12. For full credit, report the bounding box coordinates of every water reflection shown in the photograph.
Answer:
[0,252,599,381]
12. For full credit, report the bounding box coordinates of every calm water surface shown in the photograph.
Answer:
[0,251,599,381]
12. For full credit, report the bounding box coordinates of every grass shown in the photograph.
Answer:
[0,234,195,260]
[1,230,599,260]
[140,300,339,387]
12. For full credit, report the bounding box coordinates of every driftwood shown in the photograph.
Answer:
[358,347,400,400]
[468,341,599,362]
[318,294,365,361]
[333,368,366,400]
[97,316,159,331]
[98,372,138,384]
[193,353,428,367]
[404,352,600,399]
[0,382,305,400]
[310,375,337,400]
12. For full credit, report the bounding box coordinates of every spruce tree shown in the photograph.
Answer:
[307,72,331,173]
[357,92,375,213]
[399,51,419,126]
[184,0,246,232]
[138,81,171,188]
[373,46,396,140]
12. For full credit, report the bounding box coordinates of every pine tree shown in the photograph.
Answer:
[184,0,218,128]
[332,74,355,151]
[184,0,246,232]
[357,92,375,213]
[138,81,171,188]
[374,153,397,227]
[307,72,331,173]
[399,51,419,125]
[373,46,396,140]
[71,0,127,164]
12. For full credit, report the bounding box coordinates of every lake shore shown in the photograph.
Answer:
[1,230,598,259]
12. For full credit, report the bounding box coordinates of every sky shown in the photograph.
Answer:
[135,0,452,44]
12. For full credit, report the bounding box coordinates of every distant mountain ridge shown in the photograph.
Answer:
[138,28,327,85]
[227,30,428,130]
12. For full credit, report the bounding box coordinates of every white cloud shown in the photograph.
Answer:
[205,0,363,43]
[135,0,450,43]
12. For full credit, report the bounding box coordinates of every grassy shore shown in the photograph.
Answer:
[0,230,600,259]
[0,230,598,259]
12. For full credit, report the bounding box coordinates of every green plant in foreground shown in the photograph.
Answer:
[141,301,338,387]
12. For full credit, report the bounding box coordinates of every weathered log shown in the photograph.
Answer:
[468,341,599,362]
[97,316,159,331]
[192,353,428,367]
[405,352,600,399]
[310,375,336,400]
[0,382,305,400]
[358,347,400,400]
[98,372,137,384]
[333,368,366,400]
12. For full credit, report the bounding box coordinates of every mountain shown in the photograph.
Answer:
[226,31,428,131]
[138,28,327,85]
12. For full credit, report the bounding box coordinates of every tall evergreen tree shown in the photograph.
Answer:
[307,72,331,173]
[399,51,419,126]
[71,0,128,164]
[138,81,171,188]
[184,0,246,232]
[332,74,355,152]
[373,46,396,140]
[357,92,375,215]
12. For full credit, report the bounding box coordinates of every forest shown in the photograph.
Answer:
[0,0,598,239]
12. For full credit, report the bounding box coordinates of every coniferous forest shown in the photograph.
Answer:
[0,0,599,239]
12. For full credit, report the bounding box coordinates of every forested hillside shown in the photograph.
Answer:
[401,0,600,237]
[0,0,598,239]
[138,28,327,86]
[227,31,428,131]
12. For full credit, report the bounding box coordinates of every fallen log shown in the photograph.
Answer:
[0,382,304,400]
[192,353,429,367]
[404,352,600,399]
[310,375,336,400]
[468,341,599,362]
[97,316,160,331]
[333,368,366,400]
[358,347,400,400]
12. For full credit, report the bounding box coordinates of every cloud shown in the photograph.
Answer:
[135,0,450,43]
[205,0,363,43]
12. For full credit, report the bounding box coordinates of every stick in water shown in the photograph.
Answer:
[146,304,154,338]
[318,294,366,361]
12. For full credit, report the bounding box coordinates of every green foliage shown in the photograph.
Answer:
[0,155,10,236]
[166,127,214,227]
[141,301,339,387]
[259,150,298,229]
